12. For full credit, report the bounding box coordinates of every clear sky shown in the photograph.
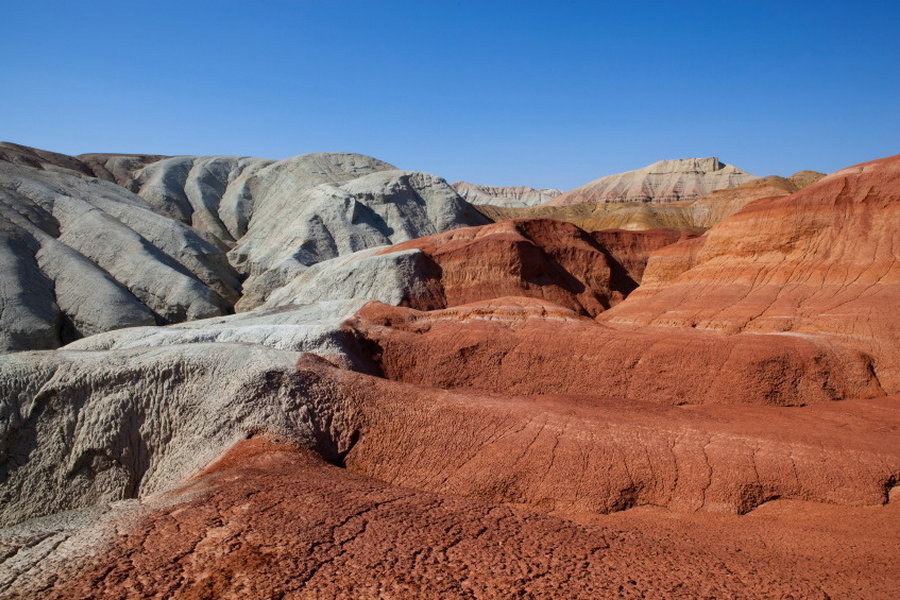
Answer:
[2,1,898,189]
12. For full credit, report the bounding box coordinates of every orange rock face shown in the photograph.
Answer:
[609,154,900,391]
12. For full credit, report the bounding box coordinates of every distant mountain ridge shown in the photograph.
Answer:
[451,181,562,207]
[551,157,758,205]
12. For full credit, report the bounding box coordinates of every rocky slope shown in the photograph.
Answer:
[264,219,647,317]
[550,157,758,205]
[0,152,896,598]
[0,144,488,350]
[451,181,562,207]
[0,160,240,351]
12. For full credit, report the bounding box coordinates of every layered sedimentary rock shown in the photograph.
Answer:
[591,228,696,282]
[348,298,880,406]
[479,170,825,232]
[266,219,642,317]
[451,181,562,207]
[550,157,757,205]
[612,155,900,391]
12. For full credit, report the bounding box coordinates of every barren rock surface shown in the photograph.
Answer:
[550,157,757,205]
[451,181,562,207]
[13,436,895,600]
[266,219,643,317]
[0,160,239,351]
[0,150,897,599]
[0,145,488,349]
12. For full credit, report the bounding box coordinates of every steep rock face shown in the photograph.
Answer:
[551,157,757,205]
[233,168,489,309]
[609,154,900,391]
[451,181,562,207]
[266,219,639,317]
[0,161,240,351]
[590,228,696,282]
[111,155,274,244]
[91,148,489,310]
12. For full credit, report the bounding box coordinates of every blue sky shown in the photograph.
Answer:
[2,1,898,189]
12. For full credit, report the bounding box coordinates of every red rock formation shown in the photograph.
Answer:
[609,154,900,392]
[380,218,639,316]
[349,298,879,405]
[47,363,900,598]
[17,156,900,599]
[590,228,697,282]
[349,156,899,405]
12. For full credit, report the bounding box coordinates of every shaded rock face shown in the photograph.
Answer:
[0,161,239,351]
[451,181,562,207]
[0,153,898,599]
[265,219,646,318]
[551,157,758,205]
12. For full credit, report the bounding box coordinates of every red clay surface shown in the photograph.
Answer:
[48,436,900,600]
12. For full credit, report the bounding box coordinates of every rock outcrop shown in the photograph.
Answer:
[451,181,562,207]
[265,219,641,317]
[550,157,757,205]
[0,160,240,351]
[0,144,489,349]
[611,155,900,391]
[3,360,898,598]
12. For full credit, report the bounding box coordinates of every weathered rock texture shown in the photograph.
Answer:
[18,435,898,600]
[550,157,757,205]
[611,155,900,392]
[451,181,562,207]
[0,161,239,351]
[2,360,898,598]
[266,219,644,317]
[479,170,825,232]
[0,144,488,349]
[348,297,880,406]
[0,151,896,599]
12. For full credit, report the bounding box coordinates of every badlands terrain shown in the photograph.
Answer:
[0,143,897,598]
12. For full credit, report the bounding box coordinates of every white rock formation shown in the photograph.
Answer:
[451,181,563,207]
[550,157,757,205]
[262,247,443,309]
[0,161,239,351]
[0,144,488,349]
